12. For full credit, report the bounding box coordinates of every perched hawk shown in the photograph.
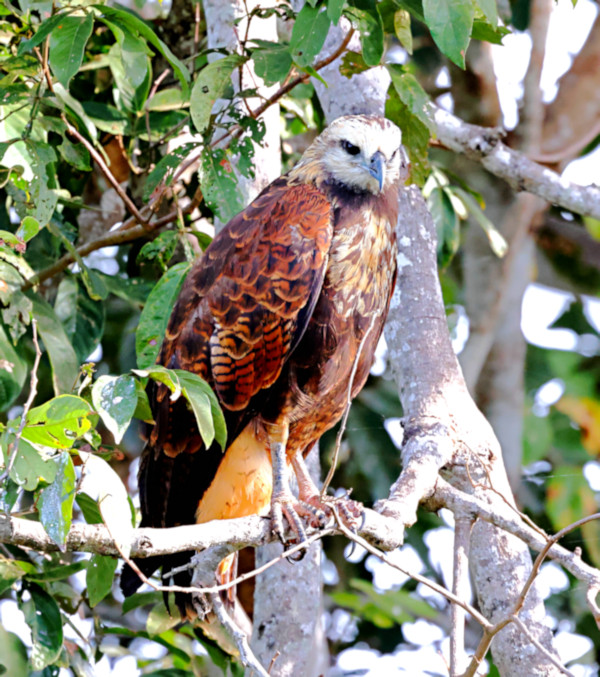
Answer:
[121,114,404,613]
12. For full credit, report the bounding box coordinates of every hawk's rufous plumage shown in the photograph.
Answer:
[121,114,405,614]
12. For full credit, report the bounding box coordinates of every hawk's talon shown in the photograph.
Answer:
[270,492,309,547]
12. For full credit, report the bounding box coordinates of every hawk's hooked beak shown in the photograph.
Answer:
[368,150,385,191]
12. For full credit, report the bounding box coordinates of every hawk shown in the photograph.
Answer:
[121,114,404,614]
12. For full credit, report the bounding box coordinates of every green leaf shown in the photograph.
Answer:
[200,147,245,223]
[394,9,413,54]
[0,555,27,595]
[22,395,94,449]
[22,583,63,670]
[346,0,384,67]
[0,625,28,677]
[54,277,105,362]
[56,133,91,171]
[135,261,191,369]
[107,42,151,113]
[53,83,98,142]
[48,14,94,88]
[5,438,58,491]
[17,13,67,56]
[252,41,293,87]
[133,379,153,422]
[46,220,108,301]
[97,273,152,305]
[422,0,474,68]
[551,299,597,336]
[133,110,188,142]
[133,367,226,449]
[146,88,187,112]
[146,601,179,635]
[81,101,129,135]
[28,293,79,395]
[177,370,226,450]
[0,323,27,412]
[136,231,179,271]
[190,54,244,134]
[290,4,331,68]
[143,143,197,202]
[122,590,162,614]
[75,492,103,524]
[38,453,76,549]
[471,19,510,45]
[27,561,87,583]
[102,16,151,90]
[87,554,118,607]
[94,4,190,96]
[385,84,430,186]
[429,186,459,268]
[388,66,435,132]
[2,289,32,343]
[475,0,498,27]
[452,186,507,257]
[27,141,59,227]
[16,216,40,243]
[91,374,137,444]
[327,0,346,24]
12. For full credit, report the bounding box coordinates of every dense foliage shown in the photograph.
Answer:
[1,0,599,674]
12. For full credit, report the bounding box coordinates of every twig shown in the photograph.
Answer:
[155,527,335,597]
[0,319,42,486]
[321,310,379,496]
[331,508,491,629]
[450,514,473,676]
[61,118,149,229]
[209,591,270,677]
[514,512,600,621]
[193,2,201,53]
[145,68,171,144]
[210,27,356,149]
[511,616,574,677]
[34,39,148,228]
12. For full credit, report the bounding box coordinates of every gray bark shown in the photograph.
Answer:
[383,187,561,676]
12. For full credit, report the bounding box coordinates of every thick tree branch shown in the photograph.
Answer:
[381,185,563,675]
[433,106,600,219]
[0,508,403,559]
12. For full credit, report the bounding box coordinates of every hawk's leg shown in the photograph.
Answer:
[292,450,362,530]
[268,422,318,544]
[270,434,308,544]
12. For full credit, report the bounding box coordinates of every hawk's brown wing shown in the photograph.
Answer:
[138,176,333,528]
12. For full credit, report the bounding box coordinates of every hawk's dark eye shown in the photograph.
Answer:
[341,140,360,156]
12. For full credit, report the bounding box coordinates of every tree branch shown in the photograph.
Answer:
[433,106,600,219]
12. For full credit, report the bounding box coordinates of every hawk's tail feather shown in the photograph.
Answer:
[120,555,164,597]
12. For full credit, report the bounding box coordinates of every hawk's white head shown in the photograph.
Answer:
[293,115,405,195]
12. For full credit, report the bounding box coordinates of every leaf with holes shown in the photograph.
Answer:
[290,4,331,68]
[190,54,244,134]
[91,374,137,444]
[22,395,94,449]
[200,147,245,223]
